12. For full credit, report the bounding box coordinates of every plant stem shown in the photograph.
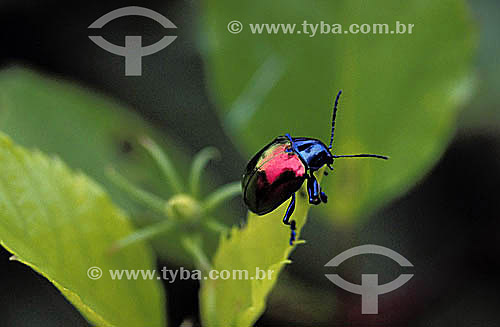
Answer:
[202,181,241,213]
[139,137,184,194]
[109,219,175,253]
[181,236,212,272]
[204,218,229,233]
[189,147,220,198]
[106,167,166,214]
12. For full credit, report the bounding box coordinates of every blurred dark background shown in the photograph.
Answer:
[1,0,499,326]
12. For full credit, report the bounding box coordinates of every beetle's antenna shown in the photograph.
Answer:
[333,154,389,160]
[329,90,342,150]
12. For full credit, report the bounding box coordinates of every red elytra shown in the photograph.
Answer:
[242,136,306,215]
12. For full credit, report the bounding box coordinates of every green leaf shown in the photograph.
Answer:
[202,0,476,222]
[0,67,221,266]
[0,132,166,327]
[0,67,182,217]
[200,173,320,327]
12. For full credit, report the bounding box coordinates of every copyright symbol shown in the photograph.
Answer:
[227,20,243,34]
[87,266,102,280]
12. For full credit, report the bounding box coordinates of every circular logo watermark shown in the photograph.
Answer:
[227,20,243,34]
[87,266,103,280]
[325,244,414,314]
[88,6,178,76]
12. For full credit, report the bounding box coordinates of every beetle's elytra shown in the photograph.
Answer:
[242,90,389,246]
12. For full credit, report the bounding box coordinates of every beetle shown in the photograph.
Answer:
[241,90,388,245]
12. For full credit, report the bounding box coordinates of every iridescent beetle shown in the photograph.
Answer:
[242,91,388,245]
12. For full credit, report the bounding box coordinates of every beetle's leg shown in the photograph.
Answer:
[282,193,296,225]
[327,163,334,171]
[307,174,321,205]
[320,190,328,203]
[289,220,296,245]
[282,193,297,246]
